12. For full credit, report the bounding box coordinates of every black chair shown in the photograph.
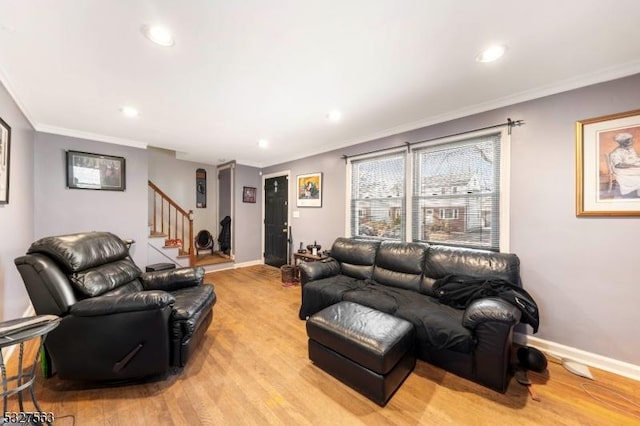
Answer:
[14,232,216,382]
[195,230,214,255]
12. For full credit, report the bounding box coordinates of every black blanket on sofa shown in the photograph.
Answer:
[340,280,475,353]
[432,274,539,332]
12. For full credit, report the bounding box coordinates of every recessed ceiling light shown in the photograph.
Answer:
[327,110,342,122]
[120,106,139,118]
[476,45,507,63]
[142,25,175,47]
[258,139,269,149]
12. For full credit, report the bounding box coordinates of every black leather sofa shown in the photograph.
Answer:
[299,237,532,393]
[14,232,216,382]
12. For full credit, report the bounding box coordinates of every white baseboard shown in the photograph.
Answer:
[514,333,640,381]
[204,259,263,274]
[233,260,263,268]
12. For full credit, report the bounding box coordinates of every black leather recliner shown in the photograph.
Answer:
[14,232,216,381]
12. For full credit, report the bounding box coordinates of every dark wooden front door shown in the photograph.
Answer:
[264,175,288,267]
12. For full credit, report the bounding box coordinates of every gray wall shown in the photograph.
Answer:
[148,147,218,239]
[34,133,149,267]
[263,73,640,366]
[0,81,36,321]
[234,164,262,263]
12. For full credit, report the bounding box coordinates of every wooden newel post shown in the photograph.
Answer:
[188,210,195,267]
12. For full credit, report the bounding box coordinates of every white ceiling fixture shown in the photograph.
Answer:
[258,139,269,149]
[476,45,507,63]
[327,110,342,122]
[142,25,175,47]
[119,106,139,118]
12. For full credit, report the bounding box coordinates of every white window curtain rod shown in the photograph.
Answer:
[342,118,524,162]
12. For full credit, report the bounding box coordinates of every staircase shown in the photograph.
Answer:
[148,180,194,267]
[147,233,191,268]
[147,181,235,272]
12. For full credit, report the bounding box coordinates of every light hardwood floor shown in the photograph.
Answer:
[5,265,640,425]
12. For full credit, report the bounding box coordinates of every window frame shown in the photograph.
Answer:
[345,148,408,241]
[346,127,510,252]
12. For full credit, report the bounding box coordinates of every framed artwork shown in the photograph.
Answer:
[243,186,256,203]
[0,116,10,204]
[576,108,640,216]
[296,172,322,207]
[66,150,126,191]
[196,168,207,208]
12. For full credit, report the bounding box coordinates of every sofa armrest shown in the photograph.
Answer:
[462,298,522,330]
[140,267,206,292]
[70,291,175,317]
[299,258,341,285]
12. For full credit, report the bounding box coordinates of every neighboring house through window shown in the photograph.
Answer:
[347,128,510,251]
[348,151,406,240]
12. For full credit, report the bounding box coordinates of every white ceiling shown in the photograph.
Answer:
[1,1,640,168]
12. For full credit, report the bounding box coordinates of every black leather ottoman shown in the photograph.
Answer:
[306,301,416,406]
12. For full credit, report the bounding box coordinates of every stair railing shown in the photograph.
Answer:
[148,180,194,266]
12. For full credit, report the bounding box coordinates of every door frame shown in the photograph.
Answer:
[217,161,236,259]
[262,170,291,264]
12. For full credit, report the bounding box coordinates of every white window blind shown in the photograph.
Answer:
[350,152,405,240]
[412,133,501,250]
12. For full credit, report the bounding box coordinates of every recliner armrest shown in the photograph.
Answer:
[299,259,341,285]
[140,267,206,292]
[70,291,175,317]
[462,298,522,330]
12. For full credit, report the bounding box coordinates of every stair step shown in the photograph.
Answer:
[149,232,167,238]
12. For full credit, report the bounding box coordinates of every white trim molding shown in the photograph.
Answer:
[514,333,640,381]
[204,259,263,273]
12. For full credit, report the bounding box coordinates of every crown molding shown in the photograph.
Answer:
[322,60,640,158]
[35,124,148,150]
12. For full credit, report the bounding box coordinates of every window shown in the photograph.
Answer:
[349,152,405,240]
[347,129,508,251]
[439,208,459,220]
[412,133,502,250]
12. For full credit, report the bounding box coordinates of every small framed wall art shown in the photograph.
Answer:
[243,186,256,203]
[66,150,126,191]
[296,172,322,207]
[0,116,10,204]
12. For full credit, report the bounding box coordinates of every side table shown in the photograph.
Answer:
[289,253,329,286]
[293,252,328,266]
[0,315,60,425]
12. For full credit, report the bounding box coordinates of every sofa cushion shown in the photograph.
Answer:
[372,241,428,292]
[299,274,364,319]
[28,232,129,273]
[69,258,141,298]
[170,284,216,339]
[396,299,474,353]
[101,278,144,297]
[330,237,380,280]
[342,282,474,353]
[421,245,521,297]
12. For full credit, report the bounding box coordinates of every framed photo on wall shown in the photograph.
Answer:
[0,116,10,204]
[243,186,256,203]
[576,108,640,216]
[66,150,126,191]
[296,172,322,207]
